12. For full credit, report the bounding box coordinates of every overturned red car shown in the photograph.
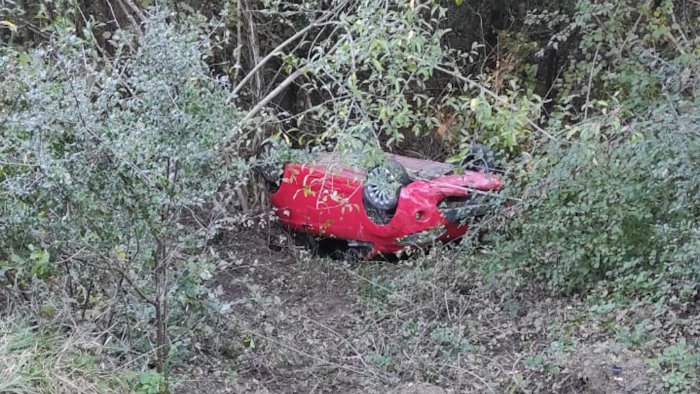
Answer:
[259,141,503,259]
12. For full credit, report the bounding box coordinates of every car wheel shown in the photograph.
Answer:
[462,144,500,173]
[363,159,410,212]
[258,139,286,191]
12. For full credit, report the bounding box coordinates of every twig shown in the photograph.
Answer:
[584,46,599,121]
[239,33,348,125]
[665,31,687,55]
[56,247,88,265]
[232,0,243,84]
[227,23,312,102]
[243,0,262,100]
[294,311,373,373]
[444,291,452,320]
[75,253,157,307]
[224,314,392,384]
[259,94,352,124]
[669,7,690,46]
[510,353,527,392]
[122,0,147,24]
[0,160,38,167]
[439,362,496,393]
[18,20,49,40]
[618,14,642,56]
[115,0,143,37]
[105,0,122,31]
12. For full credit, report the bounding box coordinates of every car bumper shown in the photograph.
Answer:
[370,172,502,252]
[438,192,505,225]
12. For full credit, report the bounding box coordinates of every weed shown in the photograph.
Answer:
[651,339,700,394]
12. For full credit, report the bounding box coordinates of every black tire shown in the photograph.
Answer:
[343,246,369,263]
[325,243,371,263]
[258,140,286,191]
[363,160,410,212]
[292,231,319,253]
[462,144,500,173]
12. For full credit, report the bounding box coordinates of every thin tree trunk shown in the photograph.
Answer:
[243,0,262,101]
[154,237,169,373]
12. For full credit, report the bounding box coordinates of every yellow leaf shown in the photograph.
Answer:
[0,21,18,33]
[302,185,316,197]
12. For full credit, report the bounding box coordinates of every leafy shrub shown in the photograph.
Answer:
[488,106,700,295]
[1,10,246,371]
[652,339,700,394]
[526,0,700,117]
[294,0,449,149]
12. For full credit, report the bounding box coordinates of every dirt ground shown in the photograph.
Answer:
[173,227,692,394]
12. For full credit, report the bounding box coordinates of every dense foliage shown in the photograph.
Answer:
[490,109,700,297]
[1,10,246,374]
[477,0,700,299]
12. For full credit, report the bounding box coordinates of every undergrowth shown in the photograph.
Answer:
[0,320,136,393]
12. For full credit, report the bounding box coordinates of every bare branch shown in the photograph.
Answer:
[115,0,143,37]
[243,0,262,100]
[232,0,244,84]
[584,46,599,121]
[226,1,349,103]
[122,0,147,24]
[239,67,305,124]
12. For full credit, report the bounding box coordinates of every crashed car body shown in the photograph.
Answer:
[262,146,502,258]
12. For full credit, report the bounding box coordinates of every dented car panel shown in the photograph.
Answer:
[269,152,502,257]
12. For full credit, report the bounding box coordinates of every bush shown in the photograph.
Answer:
[488,106,700,296]
[529,0,700,117]
[1,10,246,372]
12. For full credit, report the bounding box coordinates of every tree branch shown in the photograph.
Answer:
[243,0,262,100]
[239,67,305,124]
[226,1,349,103]
[115,0,143,37]
[239,35,345,125]
[122,0,147,24]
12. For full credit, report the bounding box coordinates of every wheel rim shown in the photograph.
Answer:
[365,167,399,209]
[259,141,284,187]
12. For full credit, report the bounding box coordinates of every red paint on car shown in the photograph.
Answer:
[269,153,502,256]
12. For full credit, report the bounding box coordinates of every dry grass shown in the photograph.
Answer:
[3,229,699,394]
[0,321,132,394]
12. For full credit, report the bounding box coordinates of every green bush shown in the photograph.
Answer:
[488,106,700,296]
[1,10,246,371]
